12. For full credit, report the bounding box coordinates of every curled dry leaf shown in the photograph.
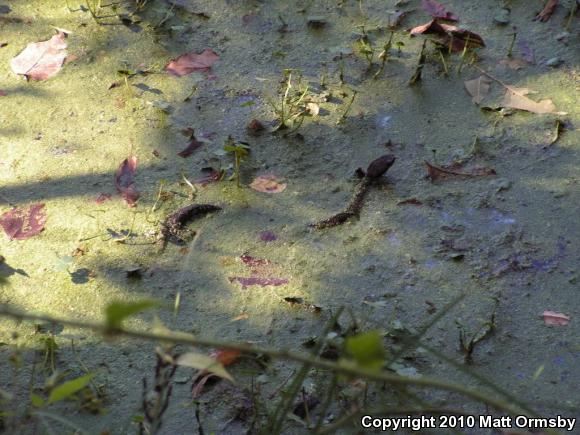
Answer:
[0,203,46,240]
[165,48,219,76]
[10,31,68,81]
[115,156,140,207]
[542,311,570,326]
[421,0,458,21]
[410,20,485,52]
[250,174,287,193]
[464,75,491,105]
[425,161,496,180]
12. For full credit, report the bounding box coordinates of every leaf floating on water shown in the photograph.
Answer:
[501,87,558,114]
[115,156,140,207]
[464,75,491,105]
[165,48,219,76]
[421,0,458,21]
[410,20,485,52]
[542,310,570,326]
[0,203,47,240]
[425,161,496,181]
[10,31,68,81]
[534,0,558,22]
[250,174,287,193]
[498,58,528,70]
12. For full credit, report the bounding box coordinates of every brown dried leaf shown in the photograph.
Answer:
[165,48,219,76]
[501,87,557,114]
[425,161,496,180]
[410,20,485,52]
[542,310,570,326]
[534,0,558,22]
[115,156,140,207]
[0,203,46,240]
[464,75,491,104]
[10,31,68,81]
[250,174,287,193]
[498,58,528,70]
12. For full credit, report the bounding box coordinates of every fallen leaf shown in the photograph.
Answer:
[250,174,287,193]
[425,161,496,180]
[165,48,219,76]
[501,87,557,114]
[259,230,277,242]
[0,90,7,96]
[542,310,570,326]
[0,204,46,240]
[410,20,484,52]
[195,167,222,186]
[498,58,528,70]
[10,31,68,81]
[209,349,241,367]
[94,193,112,204]
[421,0,458,21]
[247,118,264,135]
[464,75,491,104]
[115,156,140,207]
[177,136,204,158]
[227,254,289,289]
[534,0,558,22]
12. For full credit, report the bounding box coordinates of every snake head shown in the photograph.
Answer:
[366,154,396,179]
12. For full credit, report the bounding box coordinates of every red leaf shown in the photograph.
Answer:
[421,0,458,21]
[10,31,68,81]
[0,203,46,240]
[177,136,204,158]
[542,311,570,326]
[165,48,219,77]
[115,156,140,207]
[209,349,241,366]
[0,90,7,97]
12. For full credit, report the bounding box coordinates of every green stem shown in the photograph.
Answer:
[0,304,542,419]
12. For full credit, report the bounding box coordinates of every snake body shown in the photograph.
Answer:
[311,154,395,230]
